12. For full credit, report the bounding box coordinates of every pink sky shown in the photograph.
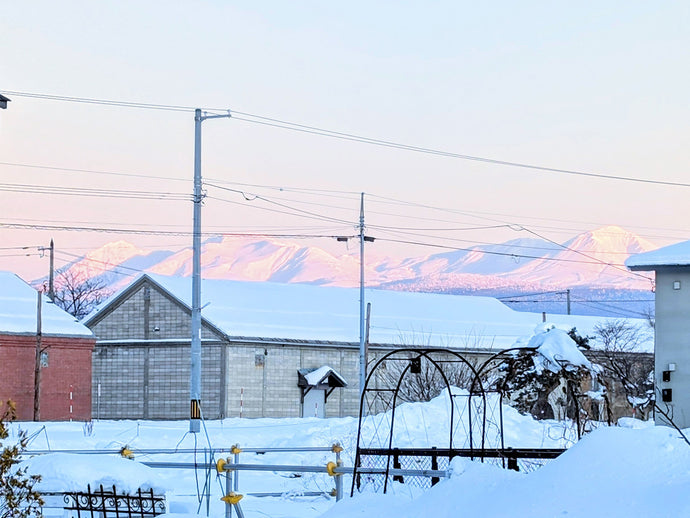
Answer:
[1,1,688,281]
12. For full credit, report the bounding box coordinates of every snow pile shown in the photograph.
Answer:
[20,453,169,493]
[359,388,576,450]
[518,323,594,374]
[326,425,690,518]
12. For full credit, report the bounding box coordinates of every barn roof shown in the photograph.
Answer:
[0,271,94,337]
[86,274,652,352]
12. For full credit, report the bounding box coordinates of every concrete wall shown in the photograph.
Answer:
[90,281,226,419]
[92,342,224,419]
[0,334,94,421]
[654,269,690,427]
[90,283,220,342]
[223,343,359,418]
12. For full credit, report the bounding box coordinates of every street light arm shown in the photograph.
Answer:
[200,110,232,122]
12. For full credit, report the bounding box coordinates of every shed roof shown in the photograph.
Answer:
[86,274,652,352]
[298,366,347,388]
[0,271,94,337]
[626,240,690,270]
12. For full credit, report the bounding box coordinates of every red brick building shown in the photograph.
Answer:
[0,272,95,421]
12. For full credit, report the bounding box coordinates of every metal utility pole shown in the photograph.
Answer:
[190,108,231,433]
[359,193,366,397]
[358,194,375,397]
[566,289,571,315]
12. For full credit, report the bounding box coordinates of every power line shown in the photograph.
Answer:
[2,159,689,243]
[0,182,190,201]
[374,236,634,267]
[5,89,690,188]
[0,161,191,184]
[519,226,653,284]
[0,221,354,239]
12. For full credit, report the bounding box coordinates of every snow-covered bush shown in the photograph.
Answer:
[0,401,43,518]
[497,324,596,421]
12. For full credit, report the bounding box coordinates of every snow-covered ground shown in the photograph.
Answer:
[8,393,690,518]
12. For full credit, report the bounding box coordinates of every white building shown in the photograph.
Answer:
[627,241,690,428]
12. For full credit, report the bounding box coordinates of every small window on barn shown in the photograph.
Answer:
[255,353,265,368]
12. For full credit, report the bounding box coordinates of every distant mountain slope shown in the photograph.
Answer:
[502,226,656,289]
[46,226,658,304]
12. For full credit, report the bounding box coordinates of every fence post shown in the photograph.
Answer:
[431,447,439,486]
[335,445,343,501]
[392,449,403,483]
[225,461,233,518]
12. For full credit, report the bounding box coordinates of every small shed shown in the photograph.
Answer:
[627,241,690,428]
[298,366,347,418]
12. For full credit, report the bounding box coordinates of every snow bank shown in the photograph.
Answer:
[21,453,170,493]
[326,425,690,518]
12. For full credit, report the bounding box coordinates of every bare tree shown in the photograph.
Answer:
[593,320,654,419]
[378,353,479,403]
[52,270,112,320]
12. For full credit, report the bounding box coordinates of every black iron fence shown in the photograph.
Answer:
[62,484,166,518]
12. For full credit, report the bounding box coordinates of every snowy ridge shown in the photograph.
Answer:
[50,226,658,295]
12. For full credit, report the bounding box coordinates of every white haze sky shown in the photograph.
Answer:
[1,1,689,280]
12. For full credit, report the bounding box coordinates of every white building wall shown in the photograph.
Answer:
[655,269,690,428]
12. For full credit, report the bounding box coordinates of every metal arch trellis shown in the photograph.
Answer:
[351,345,582,495]
[351,348,489,495]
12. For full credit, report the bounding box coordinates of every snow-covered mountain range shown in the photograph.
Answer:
[55,225,656,293]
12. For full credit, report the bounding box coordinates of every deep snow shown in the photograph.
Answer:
[8,393,689,518]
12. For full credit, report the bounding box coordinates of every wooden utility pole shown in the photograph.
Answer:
[48,239,55,302]
[33,290,42,421]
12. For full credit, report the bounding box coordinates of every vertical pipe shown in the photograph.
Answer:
[335,447,343,501]
[359,193,366,398]
[225,459,232,518]
[33,290,42,421]
[191,108,203,433]
[48,239,55,302]
[233,448,239,494]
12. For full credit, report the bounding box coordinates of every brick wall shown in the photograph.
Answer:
[0,334,95,421]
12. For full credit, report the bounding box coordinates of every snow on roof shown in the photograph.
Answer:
[91,273,652,352]
[626,239,690,269]
[0,271,93,337]
[301,366,347,387]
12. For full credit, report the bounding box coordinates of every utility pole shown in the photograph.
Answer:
[359,193,366,397]
[358,194,375,398]
[190,108,231,433]
[48,239,55,302]
[33,291,42,421]
[566,289,571,315]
